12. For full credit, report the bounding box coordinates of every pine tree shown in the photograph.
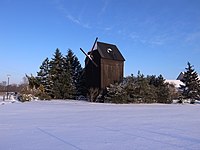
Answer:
[77,69,87,96]
[134,72,156,103]
[105,82,128,103]
[26,74,40,90]
[147,75,172,103]
[180,62,200,103]
[156,75,171,103]
[64,49,83,96]
[37,58,52,95]
[61,68,74,99]
[123,74,136,103]
[62,51,75,99]
[49,48,65,99]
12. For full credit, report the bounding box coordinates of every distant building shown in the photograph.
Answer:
[176,72,200,80]
[176,72,184,80]
[165,80,184,89]
[165,72,184,89]
[166,72,200,90]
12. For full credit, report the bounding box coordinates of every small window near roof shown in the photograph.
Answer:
[107,48,112,53]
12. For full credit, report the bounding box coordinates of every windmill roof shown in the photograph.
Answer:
[95,42,125,61]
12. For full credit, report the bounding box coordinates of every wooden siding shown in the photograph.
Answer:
[101,59,124,89]
[85,51,101,89]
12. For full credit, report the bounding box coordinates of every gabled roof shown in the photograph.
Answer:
[176,72,184,80]
[94,41,125,61]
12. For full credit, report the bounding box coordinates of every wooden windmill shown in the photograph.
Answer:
[80,38,125,90]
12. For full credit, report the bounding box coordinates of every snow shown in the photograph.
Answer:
[0,100,200,150]
[165,80,184,88]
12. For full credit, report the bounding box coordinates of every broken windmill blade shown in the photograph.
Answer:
[80,48,98,67]
[80,37,98,67]
[85,37,98,66]
[90,37,98,52]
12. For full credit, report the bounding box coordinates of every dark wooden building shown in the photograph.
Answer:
[85,41,125,90]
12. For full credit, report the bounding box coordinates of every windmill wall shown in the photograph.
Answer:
[100,59,124,89]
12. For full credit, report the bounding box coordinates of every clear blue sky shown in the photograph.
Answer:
[1,0,200,84]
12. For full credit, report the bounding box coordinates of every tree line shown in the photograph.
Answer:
[26,48,84,100]
[103,73,176,104]
[104,62,200,104]
[24,48,200,104]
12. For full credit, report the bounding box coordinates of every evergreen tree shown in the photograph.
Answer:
[64,49,83,96]
[105,82,128,103]
[123,74,136,103]
[37,58,52,95]
[77,69,87,96]
[156,75,171,103]
[62,51,75,99]
[180,62,200,103]
[148,75,172,103]
[49,48,65,99]
[26,74,40,90]
[134,72,156,103]
[61,68,74,99]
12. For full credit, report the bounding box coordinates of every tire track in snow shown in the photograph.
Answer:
[37,127,83,150]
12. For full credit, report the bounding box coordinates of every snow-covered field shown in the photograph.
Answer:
[0,100,200,150]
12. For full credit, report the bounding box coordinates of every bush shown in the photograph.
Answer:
[104,83,128,103]
[18,94,33,102]
[104,74,174,104]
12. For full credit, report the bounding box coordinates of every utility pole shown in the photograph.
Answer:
[7,75,10,100]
